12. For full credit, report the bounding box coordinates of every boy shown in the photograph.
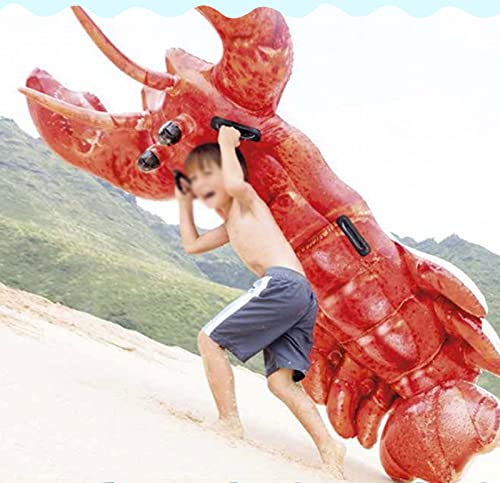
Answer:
[175,125,345,479]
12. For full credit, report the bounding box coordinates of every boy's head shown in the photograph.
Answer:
[184,143,248,210]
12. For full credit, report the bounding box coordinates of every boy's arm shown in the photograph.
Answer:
[220,143,245,190]
[179,202,229,254]
[220,142,258,207]
[186,223,229,255]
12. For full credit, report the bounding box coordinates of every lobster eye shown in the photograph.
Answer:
[137,148,161,172]
[158,120,182,146]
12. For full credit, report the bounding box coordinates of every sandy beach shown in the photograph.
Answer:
[0,281,497,483]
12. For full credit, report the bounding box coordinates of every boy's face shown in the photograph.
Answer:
[186,160,231,210]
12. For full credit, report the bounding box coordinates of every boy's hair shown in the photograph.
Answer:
[184,143,249,182]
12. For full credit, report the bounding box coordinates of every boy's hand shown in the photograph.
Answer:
[218,125,240,149]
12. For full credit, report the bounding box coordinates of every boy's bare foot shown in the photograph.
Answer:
[319,439,346,480]
[207,417,245,440]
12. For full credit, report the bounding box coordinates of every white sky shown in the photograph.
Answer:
[1,4,500,256]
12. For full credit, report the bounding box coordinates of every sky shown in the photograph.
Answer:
[1,4,500,256]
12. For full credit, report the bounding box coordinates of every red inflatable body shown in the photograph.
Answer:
[19,6,500,482]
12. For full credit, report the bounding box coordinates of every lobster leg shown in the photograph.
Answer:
[302,312,342,404]
[434,297,500,376]
[355,381,395,449]
[303,312,397,446]
[326,353,377,439]
[399,242,487,318]
[303,315,364,439]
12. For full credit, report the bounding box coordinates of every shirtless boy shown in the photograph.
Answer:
[175,125,345,479]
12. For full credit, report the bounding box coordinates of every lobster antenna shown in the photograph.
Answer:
[71,6,178,91]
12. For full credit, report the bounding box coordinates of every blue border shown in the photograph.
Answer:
[1,1,500,17]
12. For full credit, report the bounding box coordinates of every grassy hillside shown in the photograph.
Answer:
[0,116,261,373]
[0,115,498,398]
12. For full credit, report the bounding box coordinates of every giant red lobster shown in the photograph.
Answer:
[19,6,500,482]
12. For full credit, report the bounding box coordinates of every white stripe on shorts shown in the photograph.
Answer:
[201,275,272,336]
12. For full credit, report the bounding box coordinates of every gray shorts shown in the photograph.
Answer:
[201,265,319,382]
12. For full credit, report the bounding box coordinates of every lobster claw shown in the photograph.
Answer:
[196,6,293,115]
[18,69,178,199]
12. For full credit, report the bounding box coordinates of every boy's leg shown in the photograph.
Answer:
[267,367,346,479]
[197,331,244,438]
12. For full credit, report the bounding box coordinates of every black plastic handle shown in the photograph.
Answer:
[210,116,261,142]
[336,215,371,256]
[173,169,196,197]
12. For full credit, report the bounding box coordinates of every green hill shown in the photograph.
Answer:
[0,115,260,373]
[0,115,498,398]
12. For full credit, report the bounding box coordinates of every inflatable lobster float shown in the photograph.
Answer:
[19,6,500,482]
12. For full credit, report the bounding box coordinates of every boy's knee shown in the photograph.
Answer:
[267,368,294,397]
[197,330,211,349]
[197,330,221,352]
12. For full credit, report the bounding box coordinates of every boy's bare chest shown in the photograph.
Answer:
[224,201,253,237]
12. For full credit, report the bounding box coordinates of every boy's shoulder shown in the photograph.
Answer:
[234,181,259,203]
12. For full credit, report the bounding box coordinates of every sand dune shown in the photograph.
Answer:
[0,282,497,482]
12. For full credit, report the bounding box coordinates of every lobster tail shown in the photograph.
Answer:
[380,381,500,483]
